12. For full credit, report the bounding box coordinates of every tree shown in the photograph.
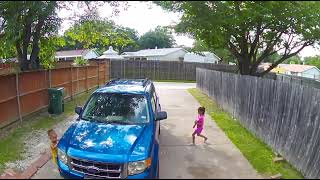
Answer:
[0,1,59,70]
[138,26,176,49]
[156,1,320,76]
[117,27,140,53]
[192,40,235,64]
[304,56,320,69]
[0,1,126,71]
[62,19,139,54]
[283,55,303,64]
[262,52,281,63]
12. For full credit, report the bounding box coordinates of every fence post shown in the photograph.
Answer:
[49,69,52,88]
[15,73,22,123]
[108,60,111,81]
[153,60,156,80]
[77,67,79,95]
[123,60,126,78]
[70,67,73,100]
[139,60,141,78]
[85,66,88,92]
[97,62,100,88]
[103,62,107,84]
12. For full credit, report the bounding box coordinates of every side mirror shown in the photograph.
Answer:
[75,106,83,115]
[156,111,167,121]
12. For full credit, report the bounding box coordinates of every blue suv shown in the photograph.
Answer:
[57,79,167,179]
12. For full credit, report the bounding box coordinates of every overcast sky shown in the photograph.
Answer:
[58,1,319,58]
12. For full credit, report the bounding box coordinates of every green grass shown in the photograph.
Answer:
[155,80,196,83]
[0,89,94,173]
[188,88,303,179]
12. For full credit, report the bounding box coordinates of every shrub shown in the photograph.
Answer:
[72,57,89,67]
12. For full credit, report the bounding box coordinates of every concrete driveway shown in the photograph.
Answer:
[32,82,260,179]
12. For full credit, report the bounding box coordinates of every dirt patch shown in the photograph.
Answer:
[4,115,76,172]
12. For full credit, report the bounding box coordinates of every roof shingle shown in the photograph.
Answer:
[55,49,91,57]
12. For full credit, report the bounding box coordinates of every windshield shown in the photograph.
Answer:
[81,93,149,124]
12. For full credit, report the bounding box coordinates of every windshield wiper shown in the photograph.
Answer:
[107,120,134,125]
[81,116,102,122]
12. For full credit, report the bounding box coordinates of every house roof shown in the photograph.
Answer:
[98,46,124,60]
[102,46,118,55]
[278,64,316,73]
[55,49,93,58]
[122,48,188,57]
[258,63,317,73]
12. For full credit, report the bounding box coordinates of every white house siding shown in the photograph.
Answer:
[301,67,320,79]
[184,53,205,63]
[83,50,99,59]
[184,52,219,64]
[148,50,187,61]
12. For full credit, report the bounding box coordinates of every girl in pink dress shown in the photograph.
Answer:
[192,107,208,145]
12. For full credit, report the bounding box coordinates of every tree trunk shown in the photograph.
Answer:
[16,41,29,71]
[30,18,44,70]
[238,55,251,75]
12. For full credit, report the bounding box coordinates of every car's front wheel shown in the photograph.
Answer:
[156,160,159,179]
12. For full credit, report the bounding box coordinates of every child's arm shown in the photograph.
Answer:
[193,120,197,128]
[51,141,58,149]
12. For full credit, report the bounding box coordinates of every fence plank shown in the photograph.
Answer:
[110,60,237,80]
[196,68,320,179]
[0,60,110,129]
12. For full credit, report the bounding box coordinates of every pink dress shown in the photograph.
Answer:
[194,115,204,135]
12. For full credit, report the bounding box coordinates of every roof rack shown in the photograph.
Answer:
[105,78,120,86]
[142,78,150,87]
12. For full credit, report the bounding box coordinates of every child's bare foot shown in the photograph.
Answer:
[204,137,208,143]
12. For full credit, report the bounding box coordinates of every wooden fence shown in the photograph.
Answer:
[0,60,110,129]
[110,60,237,81]
[196,68,320,179]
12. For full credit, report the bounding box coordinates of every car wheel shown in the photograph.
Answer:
[156,160,159,179]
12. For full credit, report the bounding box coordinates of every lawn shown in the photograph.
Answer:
[0,89,94,173]
[188,88,303,179]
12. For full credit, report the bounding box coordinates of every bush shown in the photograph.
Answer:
[72,57,89,66]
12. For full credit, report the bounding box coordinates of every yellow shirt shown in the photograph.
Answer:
[51,143,58,165]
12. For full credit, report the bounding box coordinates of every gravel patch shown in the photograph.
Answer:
[5,115,77,172]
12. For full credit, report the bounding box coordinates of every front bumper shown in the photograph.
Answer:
[58,159,154,179]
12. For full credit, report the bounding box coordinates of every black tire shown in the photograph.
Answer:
[156,159,159,179]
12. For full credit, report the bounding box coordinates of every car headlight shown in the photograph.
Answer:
[57,148,68,165]
[128,158,152,175]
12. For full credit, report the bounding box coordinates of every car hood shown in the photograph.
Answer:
[67,120,148,155]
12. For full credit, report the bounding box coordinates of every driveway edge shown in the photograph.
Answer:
[0,151,51,179]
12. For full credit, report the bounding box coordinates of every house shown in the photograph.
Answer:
[98,46,124,60]
[259,63,286,74]
[279,64,320,79]
[55,49,100,61]
[121,47,188,61]
[259,63,320,79]
[184,52,220,64]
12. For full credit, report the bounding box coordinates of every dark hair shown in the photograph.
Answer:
[198,107,205,115]
[47,129,55,136]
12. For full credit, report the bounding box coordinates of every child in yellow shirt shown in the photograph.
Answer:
[47,129,58,166]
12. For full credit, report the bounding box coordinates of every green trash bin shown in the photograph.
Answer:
[48,87,65,115]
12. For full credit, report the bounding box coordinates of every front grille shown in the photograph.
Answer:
[69,157,126,179]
